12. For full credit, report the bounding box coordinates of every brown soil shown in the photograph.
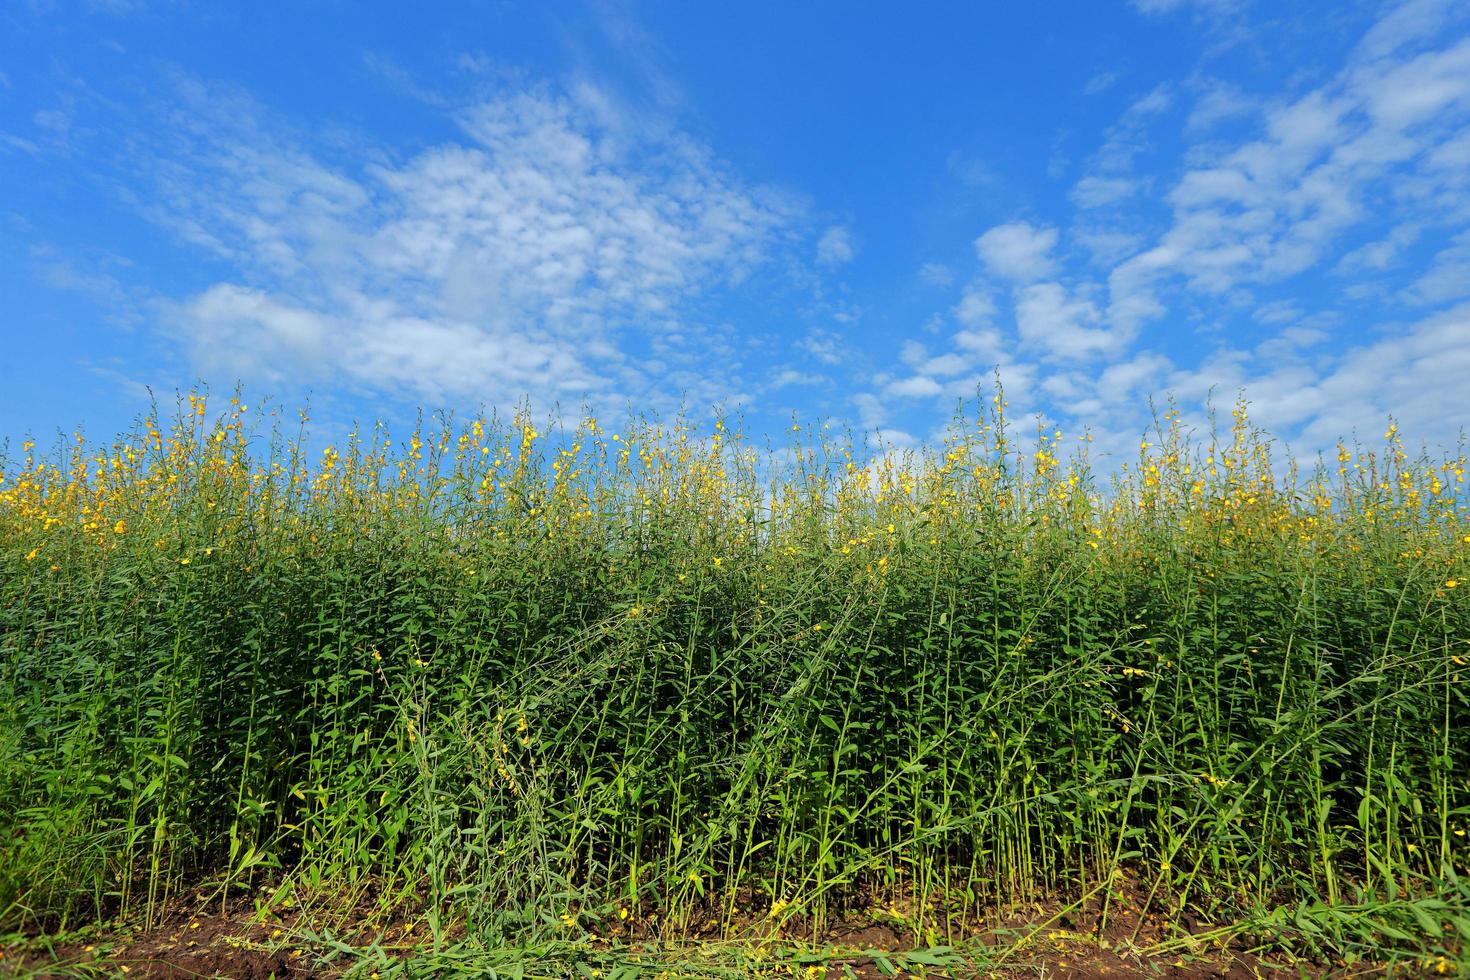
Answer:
[2,881,1352,979]
[6,908,306,979]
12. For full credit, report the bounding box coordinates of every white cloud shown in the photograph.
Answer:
[1071,176,1139,208]
[1406,231,1470,304]
[1104,31,1470,330]
[121,79,802,412]
[1335,222,1422,274]
[1354,35,1470,130]
[852,0,1470,462]
[975,222,1059,281]
[174,284,334,382]
[31,244,136,318]
[1163,301,1470,451]
[1129,86,1173,117]
[1,132,41,154]
[886,375,943,398]
[954,327,1006,362]
[33,109,72,134]
[899,340,929,366]
[1252,299,1302,325]
[769,368,826,389]
[1095,350,1172,400]
[1354,0,1462,63]
[800,328,845,365]
[851,391,888,429]
[920,352,972,377]
[1084,70,1122,96]
[946,151,998,187]
[1130,0,1242,15]
[816,224,856,266]
[918,262,954,286]
[1185,81,1258,133]
[1015,282,1123,361]
[588,0,686,111]
[1072,226,1148,266]
[1071,85,1173,208]
[1298,300,1470,446]
[953,287,996,327]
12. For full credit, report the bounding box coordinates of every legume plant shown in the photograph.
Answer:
[2,389,1467,968]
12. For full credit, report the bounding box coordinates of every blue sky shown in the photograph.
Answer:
[3,0,1469,464]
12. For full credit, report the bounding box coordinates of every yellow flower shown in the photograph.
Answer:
[113,519,126,534]
[179,557,191,565]
[712,556,722,567]
[1448,579,1461,589]
[618,907,630,921]
[25,548,39,561]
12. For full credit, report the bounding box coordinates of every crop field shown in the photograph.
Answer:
[2,389,1468,977]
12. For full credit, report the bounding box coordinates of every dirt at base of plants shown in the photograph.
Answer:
[4,905,305,980]
[4,929,1308,980]
[2,885,1364,980]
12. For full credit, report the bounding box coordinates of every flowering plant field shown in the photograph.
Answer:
[2,389,1467,974]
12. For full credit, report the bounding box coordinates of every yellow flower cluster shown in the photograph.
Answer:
[2,390,1465,605]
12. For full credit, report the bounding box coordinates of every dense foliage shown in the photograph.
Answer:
[2,390,1467,964]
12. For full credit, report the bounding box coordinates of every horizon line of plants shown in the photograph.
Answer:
[1,386,1466,971]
